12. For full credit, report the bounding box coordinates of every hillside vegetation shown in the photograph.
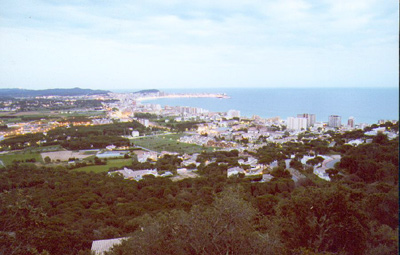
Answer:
[0,131,398,255]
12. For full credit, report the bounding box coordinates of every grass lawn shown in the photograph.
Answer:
[0,152,42,166]
[81,150,99,155]
[73,158,133,173]
[131,133,215,154]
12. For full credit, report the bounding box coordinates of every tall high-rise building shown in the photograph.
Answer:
[287,117,308,130]
[297,113,316,127]
[348,117,354,128]
[328,115,341,128]
[309,114,316,126]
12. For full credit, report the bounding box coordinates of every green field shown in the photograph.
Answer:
[72,158,133,173]
[131,133,215,154]
[24,145,64,153]
[0,152,42,166]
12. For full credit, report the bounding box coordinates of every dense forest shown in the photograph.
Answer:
[0,127,398,254]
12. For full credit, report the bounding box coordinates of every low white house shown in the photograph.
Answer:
[106,144,116,150]
[91,237,128,255]
[110,168,158,181]
[261,174,274,182]
[137,151,158,163]
[227,167,245,177]
[345,139,364,146]
[238,157,258,167]
[161,171,174,177]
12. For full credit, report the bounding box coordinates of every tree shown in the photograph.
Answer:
[259,155,273,165]
[373,132,389,145]
[277,185,369,255]
[271,166,292,179]
[290,159,303,170]
[44,156,51,164]
[306,156,324,167]
[107,188,284,255]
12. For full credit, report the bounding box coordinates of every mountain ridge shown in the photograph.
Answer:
[0,87,110,97]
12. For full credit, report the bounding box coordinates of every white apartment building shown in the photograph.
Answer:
[287,117,308,130]
[297,113,316,127]
[328,115,341,128]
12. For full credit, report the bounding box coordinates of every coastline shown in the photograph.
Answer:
[136,93,230,101]
[132,88,399,125]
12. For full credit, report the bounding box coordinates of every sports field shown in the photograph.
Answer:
[131,134,215,154]
[72,158,133,173]
[0,152,42,166]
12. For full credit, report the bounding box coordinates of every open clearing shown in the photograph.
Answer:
[131,133,214,154]
[0,152,42,165]
[41,150,98,161]
[73,159,132,173]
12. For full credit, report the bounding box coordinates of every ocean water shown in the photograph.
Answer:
[115,88,399,125]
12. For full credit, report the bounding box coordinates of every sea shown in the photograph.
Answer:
[113,88,399,125]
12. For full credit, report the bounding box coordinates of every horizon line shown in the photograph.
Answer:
[1,86,398,91]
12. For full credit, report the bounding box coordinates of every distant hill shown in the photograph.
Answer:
[0,88,110,98]
[134,89,160,94]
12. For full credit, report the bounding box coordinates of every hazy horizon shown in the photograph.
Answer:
[1,86,399,92]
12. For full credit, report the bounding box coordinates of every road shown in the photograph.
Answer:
[314,155,341,181]
[284,159,305,182]
[133,146,161,155]
[326,156,341,169]
[129,132,173,139]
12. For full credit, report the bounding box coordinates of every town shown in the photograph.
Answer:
[0,89,397,182]
[0,89,398,255]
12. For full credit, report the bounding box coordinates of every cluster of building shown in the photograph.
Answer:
[109,148,320,184]
[286,113,369,131]
[286,113,316,130]
[105,91,229,121]
[105,91,389,137]
[0,94,113,112]
[0,117,112,139]
[1,90,398,158]
[0,121,72,139]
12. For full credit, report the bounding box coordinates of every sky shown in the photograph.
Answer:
[0,0,398,90]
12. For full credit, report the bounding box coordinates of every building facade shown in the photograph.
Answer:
[297,113,316,127]
[348,117,354,128]
[287,117,308,130]
[328,115,341,128]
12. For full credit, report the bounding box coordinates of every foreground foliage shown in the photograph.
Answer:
[0,133,398,254]
[108,189,284,255]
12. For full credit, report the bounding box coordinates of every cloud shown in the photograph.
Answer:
[0,0,398,89]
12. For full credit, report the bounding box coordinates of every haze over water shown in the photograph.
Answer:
[118,88,399,125]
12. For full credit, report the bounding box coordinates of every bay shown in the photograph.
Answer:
[115,88,399,125]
